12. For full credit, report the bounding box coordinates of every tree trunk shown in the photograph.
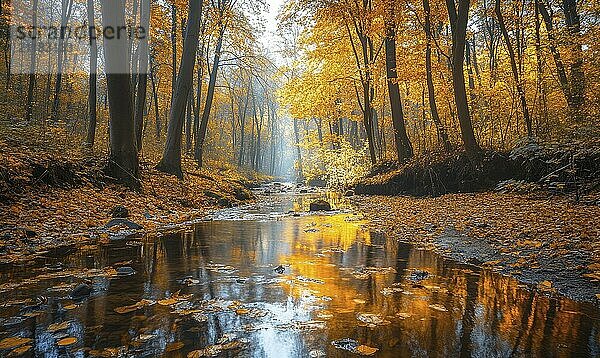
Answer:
[85,0,97,147]
[50,0,72,122]
[133,0,149,151]
[495,0,532,136]
[196,23,225,167]
[149,58,161,138]
[537,0,584,121]
[384,10,413,163]
[424,0,452,152]
[157,0,202,178]
[25,0,38,122]
[293,118,303,182]
[185,91,193,152]
[447,0,481,153]
[101,0,139,188]
[193,53,203,160]
[563,0,585,121]
[237,83,250,167]
[170,3,177,107]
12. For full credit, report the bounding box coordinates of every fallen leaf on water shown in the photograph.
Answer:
[331,338,359,353]
[396,312,411,319]
[114,299,154,314]
[316,311,333,320]
[166,342,185,352]
[187,337,248,357]
[335,308,354,314]
[276,320,326,331]
[356,313,390,327]
[428,304,448,312]
[539,280,553,290]
[47,321,70,332]
[356,345,379,356]
[57,337,77,346]
[0,337,32,350]
[381,287,405,296]
[158,298,178,306]
[63,304,78,310]
[353,298,366,304]
[309,349,326,357]
[7,345,32,356]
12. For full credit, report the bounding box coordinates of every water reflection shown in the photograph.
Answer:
[0,194,599,357]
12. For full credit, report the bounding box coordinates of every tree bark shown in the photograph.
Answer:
[25,0,38,122]
[157,0,202,178]
[193,49,203,160]
[563,0,585,121]
[134,0,149,151]
[149,58,161,138]
[170,3,177,107]
[424,0,452,152]
[293,118,303,182]
[50,0,73,122]
[101,0,139,188]
[537,0,584,121]
[495,0,532,136]
[196,21,225,167]
[447,0,481,153]
[384,8,413,163]
[86,0,97,147]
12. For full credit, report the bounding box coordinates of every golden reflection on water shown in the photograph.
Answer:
[0,194,599,357]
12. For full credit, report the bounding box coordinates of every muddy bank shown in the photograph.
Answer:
[0,140,258,265]
[354,140,600,198]
[351,193,600,303]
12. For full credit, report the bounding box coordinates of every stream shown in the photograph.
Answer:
[0,187,599,357]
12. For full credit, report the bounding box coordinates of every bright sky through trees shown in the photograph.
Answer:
[260,0,285,61]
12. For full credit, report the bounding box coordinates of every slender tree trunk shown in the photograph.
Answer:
[101,0,139,188]
[25,0,38,122]
[134,0,149,151]
[534,0,548,131]
[563,0,585,121]
[185,91,193,152]
[537,0,584,121]
[293,118,303,181]
[495,0,532,136]
[50,0,72,122]
[447,0,481,153]
[149,59,161,138]
[424,0,452,152]
[196,22,225,167]
[157,0,202,178]
[170,3,177,106]
[193,52,203,160]
[237,83,250,167]
[85,0,97,147]
[384,10,413,163]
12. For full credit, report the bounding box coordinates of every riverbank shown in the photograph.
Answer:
[351,193,600,302]
[0,136,261,265]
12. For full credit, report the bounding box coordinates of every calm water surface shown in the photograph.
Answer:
[0,192,599,357]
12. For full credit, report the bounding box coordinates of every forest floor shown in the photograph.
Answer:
[352,192,600,302]
[0,121,264,265]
